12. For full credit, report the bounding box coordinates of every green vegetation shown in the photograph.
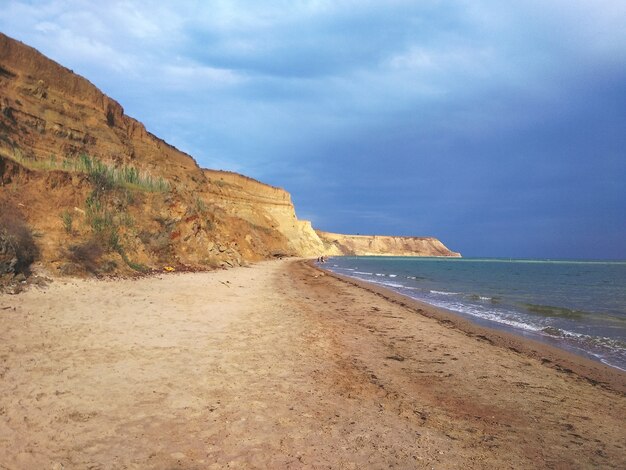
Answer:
[6,151,158,274]
[85,190,133,252]
[77,154,169,192]
[83,194,145,273]
[60,210,74,234]
[117,250,148,273]
[194,196,207,213]
[82,169,148,273]
[9,150,170,192]
[9,148,61,171]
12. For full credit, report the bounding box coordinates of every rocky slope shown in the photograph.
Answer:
[316,231,461,257]
[0,32,458,281]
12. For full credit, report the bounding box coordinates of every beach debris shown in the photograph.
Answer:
[163,266,175,272]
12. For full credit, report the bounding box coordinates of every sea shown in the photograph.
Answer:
[322,256,626,371]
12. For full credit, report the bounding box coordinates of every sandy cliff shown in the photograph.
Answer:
[203,170,329,257]
[0,32,328,275]
[0,32,457,280]
[0,33,202,187]
[317,231,461,257]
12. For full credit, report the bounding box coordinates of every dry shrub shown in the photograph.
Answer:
[0,200,39,276]
[67,239,105,275]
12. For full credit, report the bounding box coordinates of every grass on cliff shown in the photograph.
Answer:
[85,194,120,250]
[83,190,147,273]
[77,154,169,192]
[9,150,169,192]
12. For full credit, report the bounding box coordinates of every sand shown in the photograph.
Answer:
[0,259,624,469]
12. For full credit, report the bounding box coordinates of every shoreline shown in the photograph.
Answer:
[313,260,626,394]
[1,258,625,468]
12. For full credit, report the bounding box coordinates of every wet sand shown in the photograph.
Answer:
[0,259,625,468]
[315,262,626,394]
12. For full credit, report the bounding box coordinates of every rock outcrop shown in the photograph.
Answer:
[0,32,459,277]
[316,231,461,257]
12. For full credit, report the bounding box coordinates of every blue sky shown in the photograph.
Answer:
[1,1,625,258]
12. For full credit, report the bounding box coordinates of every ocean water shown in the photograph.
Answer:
[322,257,626,371]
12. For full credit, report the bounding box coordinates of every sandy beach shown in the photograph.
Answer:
[1,259,625,469]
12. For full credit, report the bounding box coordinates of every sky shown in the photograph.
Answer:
[1,0,625,259]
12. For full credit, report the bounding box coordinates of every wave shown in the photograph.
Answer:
[367,279,406,289]
[382,282,405,288]
[430,290,459,296]
[426,300,544,333]
[469,294,501,303]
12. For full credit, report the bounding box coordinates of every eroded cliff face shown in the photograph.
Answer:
[0,32,327,275]
[203,170,327,257]
[0,32,458,279]
[0,33,203,187]
[316,231,461,257]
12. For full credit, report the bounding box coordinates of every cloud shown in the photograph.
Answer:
[160,63,244,89]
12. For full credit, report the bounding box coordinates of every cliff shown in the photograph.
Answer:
[203,170,328,257]
[316,231,461,257]
[0,32,458,281]
[0,33,202,187]
[0,32,327,276]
